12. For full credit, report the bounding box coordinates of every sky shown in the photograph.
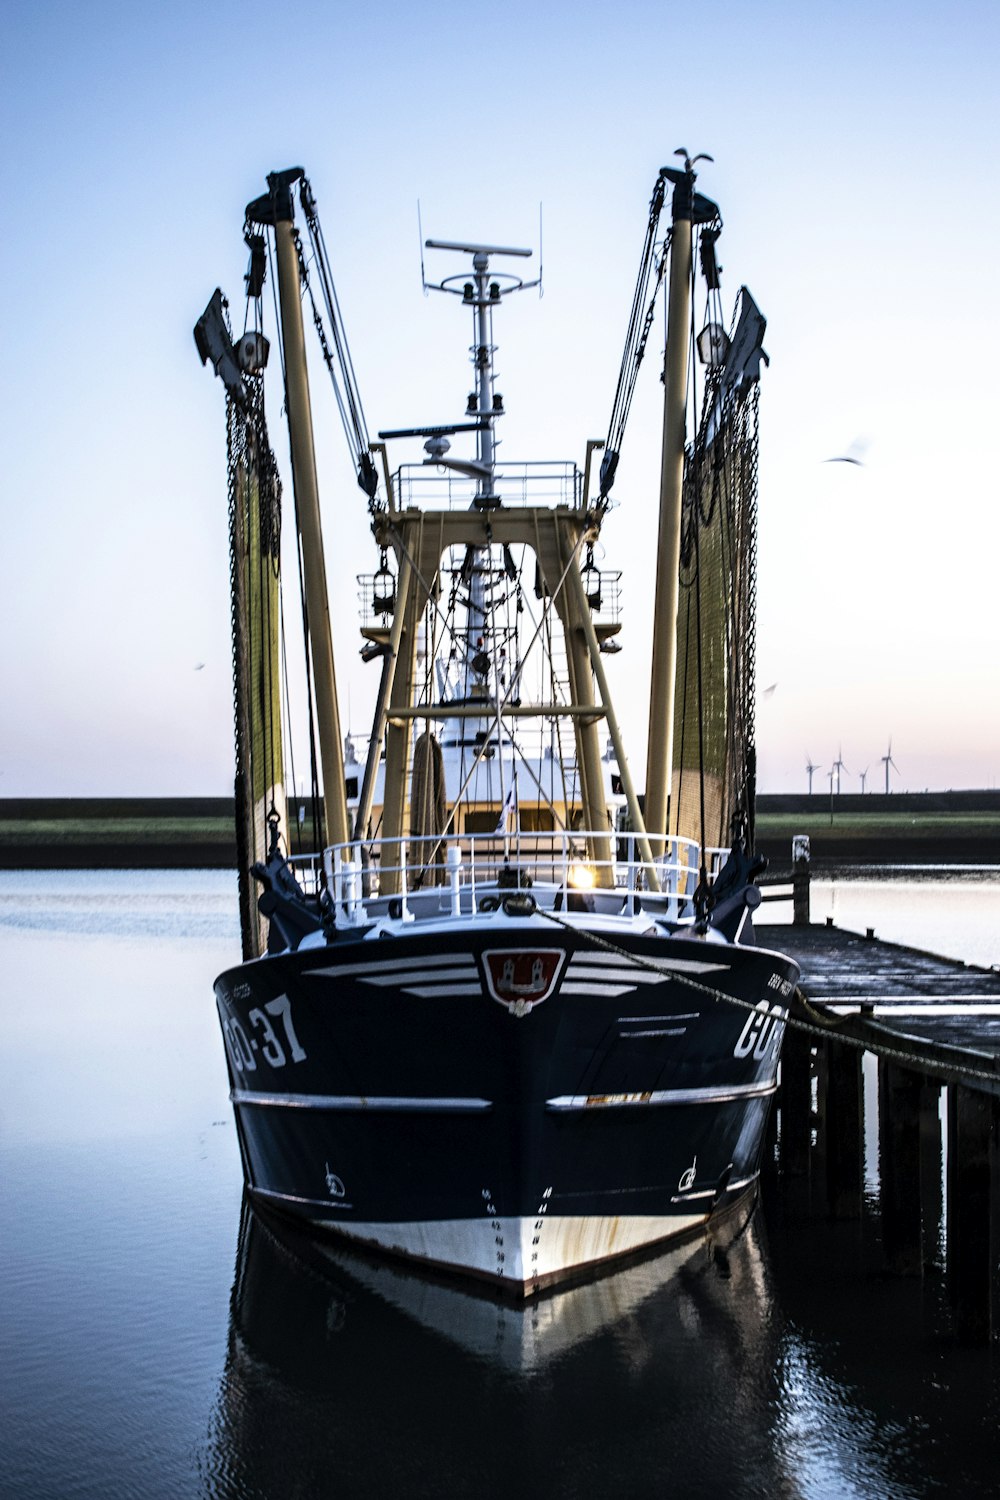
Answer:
[2,0,999,798]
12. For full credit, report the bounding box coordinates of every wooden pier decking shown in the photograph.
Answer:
[757,921,1000,1051]
[757,921,1000,1003]
[756,920,1000,1343]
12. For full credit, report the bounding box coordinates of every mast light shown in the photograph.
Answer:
[372,551,396,616]
[697,323,729,367]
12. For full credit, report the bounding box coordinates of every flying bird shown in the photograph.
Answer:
[824,436,869,466]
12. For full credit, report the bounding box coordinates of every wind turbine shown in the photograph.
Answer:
[832,746,849,796]
[806,755,818,795]
[859,765,870,794]
[881,738,899,794]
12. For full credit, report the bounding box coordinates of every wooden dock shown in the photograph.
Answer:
[759,920,1000,1049]
[757,920,1000,1343]
[758,921,1000,1002]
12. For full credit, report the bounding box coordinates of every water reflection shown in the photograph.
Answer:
[5,871,1000,1498]
[204,1201,798,1498]
[202,1196,1000,1500]
[764,867,1000,970]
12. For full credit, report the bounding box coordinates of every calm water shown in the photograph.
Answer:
[2,868,1000,1499]
[767,866,1000,970]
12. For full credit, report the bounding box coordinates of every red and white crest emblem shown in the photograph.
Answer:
[483,949,566,1016]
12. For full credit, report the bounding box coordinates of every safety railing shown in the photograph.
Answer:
[298,829,718,926]
[393,461,582,512]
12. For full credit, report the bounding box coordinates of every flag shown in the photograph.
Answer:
[495,784,516,834]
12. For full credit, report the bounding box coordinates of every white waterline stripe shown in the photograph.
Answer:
[233,1090,493,1112]
[546,1081,776,1110]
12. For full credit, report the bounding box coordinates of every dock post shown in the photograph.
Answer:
[946,1084,1000,1343]
[879,1061,923,1276]
[779,1015,813,1180]
[791,836,810,926]
[761,1091,779,1188]
[820,1039,864,1218]
[919,1080,943,1270]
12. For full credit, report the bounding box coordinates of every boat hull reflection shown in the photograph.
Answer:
[206,1195,795,1496]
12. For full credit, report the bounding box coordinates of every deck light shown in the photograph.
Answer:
[697,321,729,367]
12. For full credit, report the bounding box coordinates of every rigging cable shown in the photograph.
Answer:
[297,176,380,510]
[600,170,672,503]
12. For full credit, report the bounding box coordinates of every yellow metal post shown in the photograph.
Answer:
[645,174,694,851]
[553,520,612,883]
[270,210,350,849]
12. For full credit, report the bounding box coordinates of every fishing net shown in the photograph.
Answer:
[670,328,759,855]
[228,383,286,957]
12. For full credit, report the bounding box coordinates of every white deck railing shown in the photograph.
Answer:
[393,460,582,513]
[291,830,727,926]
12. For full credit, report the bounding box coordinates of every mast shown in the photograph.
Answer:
[373,237,621,876]
[379,240,525,868]
[462,247,500,750]
[247,169,351,849]
[644,161,697,850]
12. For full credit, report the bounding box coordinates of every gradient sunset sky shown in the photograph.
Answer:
[3,0,998,795]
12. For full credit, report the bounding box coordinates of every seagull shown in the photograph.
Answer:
[760,682,778,699]
[194,662,205,671]
[824,436,868,466]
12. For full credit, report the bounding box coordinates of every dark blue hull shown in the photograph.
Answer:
[215,923,798,1292]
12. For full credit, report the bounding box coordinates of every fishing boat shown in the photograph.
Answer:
[195,156,798,1296]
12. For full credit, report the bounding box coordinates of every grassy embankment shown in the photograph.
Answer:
[0,810,235,868]
[754,810,1000,867]
[1,795,998,869]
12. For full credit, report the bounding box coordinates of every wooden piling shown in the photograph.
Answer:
[947,1084,1000,1342]
[761,1091,779,1188]
[918,1080,943,1270]
[779,1022,813,1179]
[820,1039,864,1218]
[792,855,810,927]
[878,1061,924,1276]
